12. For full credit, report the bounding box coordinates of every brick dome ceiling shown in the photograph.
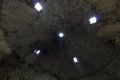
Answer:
[0,0,120,80]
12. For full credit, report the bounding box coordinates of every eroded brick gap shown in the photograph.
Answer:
[100,55,120,73]
[19,0,33,6]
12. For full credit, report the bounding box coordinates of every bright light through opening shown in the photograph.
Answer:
[89,16,97,24]
[34,2,43,11]
[73,57,78,63]
[58,33,64,38]
[34,50,41,55]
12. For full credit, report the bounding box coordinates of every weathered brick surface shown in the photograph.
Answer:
[0,0,120,80]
